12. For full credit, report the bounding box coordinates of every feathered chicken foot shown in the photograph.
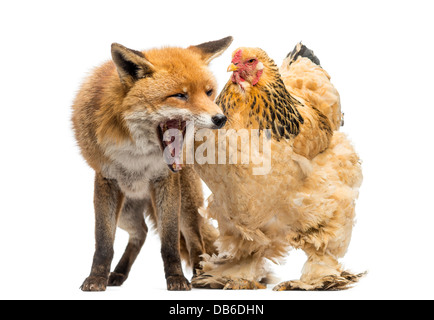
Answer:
[191,254,269,290]
[273,271,366,291]
[223,279,266,290]
[274,244,366,291]
[192,274,267,290]
[192,273,266,290]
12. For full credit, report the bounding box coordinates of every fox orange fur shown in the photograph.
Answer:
[71,37,233,291]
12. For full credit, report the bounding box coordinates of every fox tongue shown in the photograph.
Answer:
[167,134,182,169]
[172,156,182,171]
[162,124,184,171]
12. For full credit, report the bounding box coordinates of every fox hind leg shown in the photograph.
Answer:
[108,197,149,287]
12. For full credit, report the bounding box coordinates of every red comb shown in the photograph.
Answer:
[232,49,243,64]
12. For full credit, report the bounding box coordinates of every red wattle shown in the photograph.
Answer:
[253,69,263,86]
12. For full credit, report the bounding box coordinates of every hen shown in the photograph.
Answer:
[191,43,364,290]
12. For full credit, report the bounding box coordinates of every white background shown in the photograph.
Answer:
[0,0,433,300]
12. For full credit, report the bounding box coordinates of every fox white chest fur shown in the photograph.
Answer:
[102,121,169,199]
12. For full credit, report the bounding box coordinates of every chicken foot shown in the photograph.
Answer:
[274,246,365,291]
[192,254,269,290]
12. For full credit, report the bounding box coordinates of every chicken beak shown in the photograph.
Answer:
[227,63,238,72]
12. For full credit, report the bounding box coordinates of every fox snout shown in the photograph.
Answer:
[194,112,227,130]
[211,114,227,129]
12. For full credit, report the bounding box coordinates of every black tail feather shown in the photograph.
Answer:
[286,42,321,66]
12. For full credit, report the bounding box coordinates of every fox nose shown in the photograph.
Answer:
[211,114,227,128]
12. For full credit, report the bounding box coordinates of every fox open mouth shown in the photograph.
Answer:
[157,119,187,173]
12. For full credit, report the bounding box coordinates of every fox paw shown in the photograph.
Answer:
[167,275,191,291]
[108,272,127,287]
[273,271,366,291]
[80,276,108,292]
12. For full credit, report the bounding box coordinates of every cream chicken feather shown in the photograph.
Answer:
[192,43,364,290]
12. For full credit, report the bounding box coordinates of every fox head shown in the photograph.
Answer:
[96,37,233,172]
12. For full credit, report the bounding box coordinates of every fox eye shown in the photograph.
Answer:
[169,93,188,101]
[206,89,214,97]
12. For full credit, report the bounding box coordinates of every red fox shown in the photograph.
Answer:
[72,36,233,291]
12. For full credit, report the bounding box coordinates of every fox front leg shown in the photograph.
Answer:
[81,173,124,292]
[152,174,191,291]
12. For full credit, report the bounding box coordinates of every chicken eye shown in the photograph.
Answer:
[169,93,188,101]
[248,59,256,64]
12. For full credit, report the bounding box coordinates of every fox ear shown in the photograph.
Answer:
[189,36,234,64]
[111,43,154,83]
